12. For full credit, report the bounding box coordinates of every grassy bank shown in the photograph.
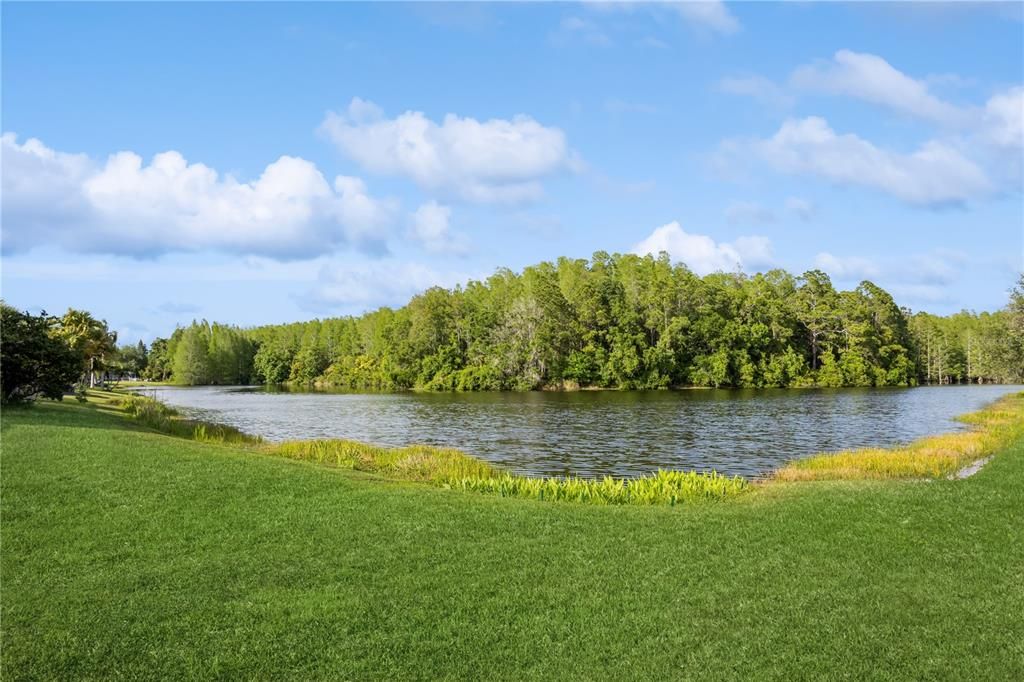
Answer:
[118,392,750,505]
[3,396,1023,679]
[111,390,1021,504]
[775,392,1024,481]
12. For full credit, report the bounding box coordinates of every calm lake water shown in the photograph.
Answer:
[135,385,1021,478]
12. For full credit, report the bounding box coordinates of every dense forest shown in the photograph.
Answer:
[134,253,1024,390]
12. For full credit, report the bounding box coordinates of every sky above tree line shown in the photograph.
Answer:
[2,1,1022,344]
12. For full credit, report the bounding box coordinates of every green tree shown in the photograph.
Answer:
[55,309,118,387]
[792,270,839,373]
[143,338,173,381]
[116,341,148,379]
[172,324,212,386]
[0,304,82,403]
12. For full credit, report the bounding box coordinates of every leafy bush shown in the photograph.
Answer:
[0,304,82,404]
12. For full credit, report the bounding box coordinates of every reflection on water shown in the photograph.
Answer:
[134,384,1021,478]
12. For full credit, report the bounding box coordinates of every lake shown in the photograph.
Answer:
[133,385,1021,478]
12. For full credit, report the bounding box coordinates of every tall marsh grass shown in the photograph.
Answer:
[446,469,749,505]
[267,439,749,504]
[775,392,1024,481]
[270,439,497,481]
[119,394,262,446]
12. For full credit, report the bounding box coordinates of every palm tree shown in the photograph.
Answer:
[55,309,118,387]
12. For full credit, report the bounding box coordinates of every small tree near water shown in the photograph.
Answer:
[0,304,82,404]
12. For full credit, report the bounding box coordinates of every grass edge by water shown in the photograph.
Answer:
[53,387,1024,506]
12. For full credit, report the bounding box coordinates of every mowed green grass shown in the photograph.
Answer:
[3,401,1023,680]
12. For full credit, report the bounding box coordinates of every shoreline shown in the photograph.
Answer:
[88,388,1024,506]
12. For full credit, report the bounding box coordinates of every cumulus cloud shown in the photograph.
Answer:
[721,51,1021,152]
[982,86,1024,149]
[319,98,579,204]
[631,221,772,275]
[1,134,94,252]
[730,235,774,269]
[724,201,775,225]
[1,133,396,258]
[409,201,467,254]
[716,64,1020,203]
[745,117,991,206]
[791,50,970,126]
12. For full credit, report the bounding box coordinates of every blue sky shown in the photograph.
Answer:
[2,1,1022,344]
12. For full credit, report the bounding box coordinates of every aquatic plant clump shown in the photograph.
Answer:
[119,394,262,446]
[446,469,749,505]
[774,392,1024,481]
[270,439,498,482]
[268,439,748,504]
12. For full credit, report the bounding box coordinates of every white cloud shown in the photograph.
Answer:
[409,201,467,254]
[674,1,740,34]
[982,86,1024,149]
[784,197,816,221]
[583,1,739,35]
[0,133,94,253]
[724,201,775,225]
[720,51,1021,161]
[1,133,396,258]
[748,117,991,206]
[319,98,578,204]
[791,50,969,126]
[731,235,775,270]
[631,221,772,275]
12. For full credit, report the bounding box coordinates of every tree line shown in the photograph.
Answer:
[3,254,1020,402]
[138,253,1024,390]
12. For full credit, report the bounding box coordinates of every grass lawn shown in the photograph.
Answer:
[2,399,1023,680]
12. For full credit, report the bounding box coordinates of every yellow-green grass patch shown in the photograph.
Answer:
[775,392,1024,481]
